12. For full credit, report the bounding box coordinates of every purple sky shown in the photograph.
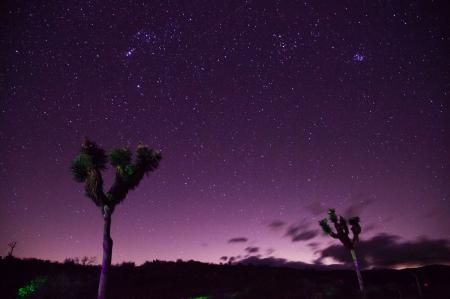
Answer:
[1,1,449,267]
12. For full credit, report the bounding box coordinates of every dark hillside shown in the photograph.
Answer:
[1,257,448,299]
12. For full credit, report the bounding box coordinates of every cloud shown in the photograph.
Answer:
[315,233,450,269]
[233,255,346,270]
[245,246,260,254]
[307,242,320,250]
[285,222,319,242]
[305,202,327,216]
[268,220,286,230]
[305,194,374,218]
[266,248,275,255]
[363,223,378,233]
[236,256,311,269]
[285,224,303,237]
[291,230,320,242]
[220,256,228,262]
[228,237,248,244]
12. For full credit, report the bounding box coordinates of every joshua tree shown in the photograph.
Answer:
[7,241,17,257]
[319,208,364,296]
[70,138,161,299]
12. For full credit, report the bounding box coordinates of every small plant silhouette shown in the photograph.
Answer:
[81,256,97,266]
[70,138,161,299]
[7,241,17,257]
[319,208,364,296]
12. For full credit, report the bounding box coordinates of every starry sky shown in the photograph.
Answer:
[1,1,449,268]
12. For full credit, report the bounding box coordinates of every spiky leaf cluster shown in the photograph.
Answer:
[327,208,338,222]
[71,139,162,209]
[136,145,161,173]
[110,148,132,168]
[348,216,360,226]
[110,148,134,178]
[125,164,136,176]
[319,219,332,235]
[80,139,107,170]
[70,154,93,182]
[349,216,362,241]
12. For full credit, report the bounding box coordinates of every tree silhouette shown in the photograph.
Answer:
[81,256,97,266]
[319,208,364,296]
[70,138,161,299]
[7,241,17,257]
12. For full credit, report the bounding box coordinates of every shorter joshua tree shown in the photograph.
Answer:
[319,208,364,295]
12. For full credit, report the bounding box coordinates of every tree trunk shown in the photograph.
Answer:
[350,249,365,297]
[412,273,423,298]
[97,206,113,299]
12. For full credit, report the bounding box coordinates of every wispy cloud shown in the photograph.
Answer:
[228,237,248,244]
[315,233,450,268]
[245,246,260,254]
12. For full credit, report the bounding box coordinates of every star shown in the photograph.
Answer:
[353,53,365,62]
[125,48,136,57]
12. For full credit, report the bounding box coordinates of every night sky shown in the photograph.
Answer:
[1,1,449,268]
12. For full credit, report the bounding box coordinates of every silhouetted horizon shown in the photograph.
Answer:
[2,257,449,298]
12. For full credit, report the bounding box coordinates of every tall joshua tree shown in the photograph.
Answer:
[70,138,161,299]
[319,208,364,296]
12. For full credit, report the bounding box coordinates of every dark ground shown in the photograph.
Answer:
[1,257,448,299]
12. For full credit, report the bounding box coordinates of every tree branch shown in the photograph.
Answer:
[85,168,107,206]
